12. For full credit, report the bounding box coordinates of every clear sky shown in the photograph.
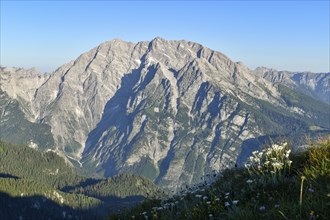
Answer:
[1,1,329,73]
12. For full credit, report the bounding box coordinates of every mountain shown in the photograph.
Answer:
[254,67,330,104]
[0,37,329,191]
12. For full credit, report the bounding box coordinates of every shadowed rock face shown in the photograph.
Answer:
[1,37,329,190]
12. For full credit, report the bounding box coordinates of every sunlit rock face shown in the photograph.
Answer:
[1,38,329,190]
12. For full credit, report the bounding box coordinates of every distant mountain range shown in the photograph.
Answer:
[1,37,329,191]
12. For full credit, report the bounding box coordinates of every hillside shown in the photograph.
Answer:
[111,135,330,219]
[0,141,166,219]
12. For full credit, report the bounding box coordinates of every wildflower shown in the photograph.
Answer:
[195,194,202,198]
[224,202,230,207]
[225,192,230,196]
[259,205,266,211]
[285,149,291,158]
[309,210,317,220]
[274,204,280,208]
[232,200,239,205]
[246,179,253,184]
[308,188,314,193]
[206,201,211,205]
[203,196,208,200]
[272,162,283,169]
[271,157,277,161]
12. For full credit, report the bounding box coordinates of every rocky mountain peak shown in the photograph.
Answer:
[1,38,329,191]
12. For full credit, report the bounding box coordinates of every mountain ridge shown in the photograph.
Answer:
[1,37,329,190]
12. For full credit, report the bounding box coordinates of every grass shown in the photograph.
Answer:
[110,134,330,219]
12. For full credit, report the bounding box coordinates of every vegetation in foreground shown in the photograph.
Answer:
[111,135,330,219]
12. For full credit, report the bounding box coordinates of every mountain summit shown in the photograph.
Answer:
[1,38,329,190]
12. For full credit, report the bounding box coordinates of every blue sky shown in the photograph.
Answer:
[1,1,329,73]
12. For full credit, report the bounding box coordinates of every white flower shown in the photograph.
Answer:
[274,204,280,208]
[272,162,283,169]
[259,205,266,211]
[246,179,253,184]
[224,202,230,207]
[285,149,291,157]
[203,196,208,200]
[206,201,211,205]
[308,188,314,193]
[232,200,239,205]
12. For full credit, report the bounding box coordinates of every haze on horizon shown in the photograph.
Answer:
[0,1,329,73]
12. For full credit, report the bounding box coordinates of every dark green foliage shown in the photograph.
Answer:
[72,173,167,200]
[0,141,85,189]
[0,141,167,219]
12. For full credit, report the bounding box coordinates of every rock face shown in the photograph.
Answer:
[254,67,330,104]
[1,38,329,190]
